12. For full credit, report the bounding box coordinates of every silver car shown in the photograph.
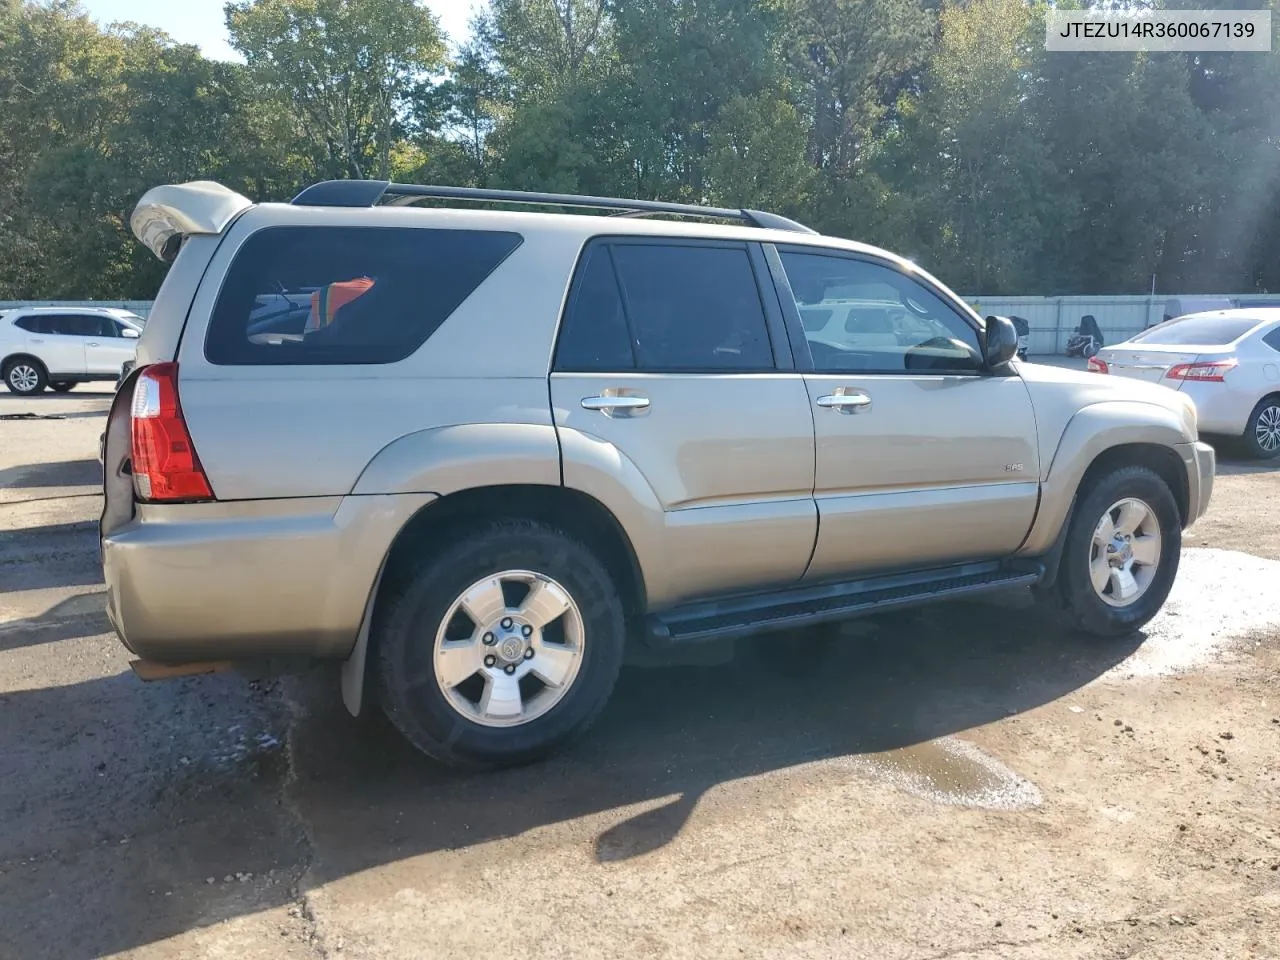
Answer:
[1091,310,1280,458]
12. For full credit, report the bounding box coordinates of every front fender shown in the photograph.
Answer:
[1019,399,1194,555]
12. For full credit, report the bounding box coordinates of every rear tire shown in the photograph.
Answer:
[375,519,626,769]
[3,357,48,395]
[1048,465,1181,637]
[1242,396,1280,460]
[50,381,76,393]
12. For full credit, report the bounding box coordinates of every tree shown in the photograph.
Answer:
[0,2,308,298]
[902,0,1058,293]
[225,0,447,180]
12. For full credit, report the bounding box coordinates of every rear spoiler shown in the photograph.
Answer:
[130,181,253,262]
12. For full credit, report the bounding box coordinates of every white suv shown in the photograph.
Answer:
[0,307,144,394]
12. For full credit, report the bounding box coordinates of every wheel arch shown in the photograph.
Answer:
[2,352,48,373]
[1031,442,1189,589]
[341,483,646,716]
[1020,400,1194,558]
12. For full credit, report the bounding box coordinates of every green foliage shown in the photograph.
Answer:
[225,0,447,179]
[2,0,1279,298]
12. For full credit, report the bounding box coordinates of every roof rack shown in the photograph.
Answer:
[290,180,817,234]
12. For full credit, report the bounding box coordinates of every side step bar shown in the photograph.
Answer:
[646,560,1044,646]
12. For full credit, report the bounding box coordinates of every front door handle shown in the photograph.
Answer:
[87,342,100,347]
[581,395,650,414]
[815,392,872,413]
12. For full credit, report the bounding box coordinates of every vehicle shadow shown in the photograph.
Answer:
[0,590,110,652]
[289,594,1141,875]
[0,521,103,592]
[0,458,102,489]
[1202,438,1279,474]
[0,592,1144,960]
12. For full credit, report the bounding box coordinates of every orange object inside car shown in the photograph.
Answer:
[306,276,375,332]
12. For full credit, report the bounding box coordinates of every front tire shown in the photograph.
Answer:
[1242,396,1280,460]
[3,358,48,395]
[1049,466,1181,637]
[375,519,626,769]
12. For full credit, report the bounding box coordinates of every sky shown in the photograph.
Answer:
[79,0,481,61]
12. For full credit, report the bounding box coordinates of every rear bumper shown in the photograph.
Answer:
[102,492,435,664]
[1179,440,1215,528]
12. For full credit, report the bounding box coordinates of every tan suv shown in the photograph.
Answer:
[100,179,1215,769]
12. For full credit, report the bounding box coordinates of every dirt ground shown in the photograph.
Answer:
[2,380,1278,960]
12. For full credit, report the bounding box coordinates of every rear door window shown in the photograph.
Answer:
[553,244,636,371]
[555,240,777,373]
[206,225,523,365]
[35,314,99,337]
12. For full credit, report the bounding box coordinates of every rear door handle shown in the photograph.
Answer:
[815,393,872,413]
[87,342,100,347]
[581,395,650,416]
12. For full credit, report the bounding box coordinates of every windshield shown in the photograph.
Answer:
[1129,316,1259,346]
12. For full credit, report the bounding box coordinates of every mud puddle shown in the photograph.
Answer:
[855,737,1041,810]
[1104,547,1280,678]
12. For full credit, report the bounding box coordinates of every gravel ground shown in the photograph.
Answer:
[2,383,1278,960]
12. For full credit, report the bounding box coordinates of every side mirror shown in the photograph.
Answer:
[983,315,1018,370]
[121,327,140,339]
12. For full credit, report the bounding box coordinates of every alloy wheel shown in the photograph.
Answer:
[1089,497,1162,608]
[432,569,586,727]
[1255,404,1280,453]
[8,364,39,393]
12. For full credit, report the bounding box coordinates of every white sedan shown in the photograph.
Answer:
[1090,309,1280,459]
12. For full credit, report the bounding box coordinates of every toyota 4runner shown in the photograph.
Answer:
[99,179,1215,769]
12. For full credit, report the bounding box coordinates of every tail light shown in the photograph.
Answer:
[130,362,213,501]
[1087,356,1109,374]
[1165,359,1237,383]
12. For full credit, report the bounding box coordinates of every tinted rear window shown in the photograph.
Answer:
[1131,316,1259,346]
[553,239,776,373]
[609,243,775,371]
[206,225,522,365]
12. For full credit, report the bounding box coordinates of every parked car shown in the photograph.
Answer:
[99,179,1215,769]
[0,306,143,395]
[1090,309,1280,458]
[798,298,951,351]
[1155,296,1233,328]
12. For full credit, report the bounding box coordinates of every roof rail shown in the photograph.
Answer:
[290,180,817,234]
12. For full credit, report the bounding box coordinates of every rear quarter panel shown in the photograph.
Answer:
[173,205,586,500]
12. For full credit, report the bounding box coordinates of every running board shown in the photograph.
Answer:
[646,560,1044,646]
